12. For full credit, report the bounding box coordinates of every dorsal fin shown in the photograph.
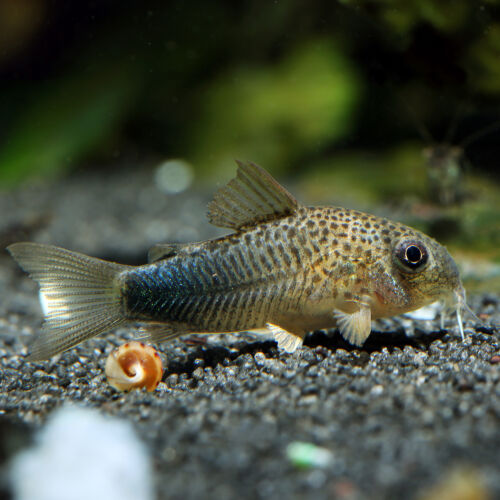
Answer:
[206,160,299,230]
[148,243,188,263]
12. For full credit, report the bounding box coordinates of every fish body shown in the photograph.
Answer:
[124,206,459,332]
[8,161,470,360]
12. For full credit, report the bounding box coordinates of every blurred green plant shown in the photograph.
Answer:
[340,0,472,36]
[466,22,500,95]
[380,0,469,35]
[189,39,361,178]
[299,143,427,206]
[0,0,498,195]
[0,63,138,185]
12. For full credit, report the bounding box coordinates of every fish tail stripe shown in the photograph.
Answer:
[211,258,229,285]
[186,262,206,289]
[274,281,288,311]
[268,283,283,313]
[258,252,273,273]
[207,294,224,330]
[175,296,201,323]
[203,294,224,328]
[166,296,188,320]
[237,245,252,275]
[227,252,244,281]
[150,292,168,313]
[175,264,194,288]
[203,258,221,285]
[213,294,235,330]
[213,294,232,330]
[160,297,177,316]
[230,292,246,325]
[190,294,213,324]
[270,282,285,311]
[218,254,240,284]
[182,296,203,323]
[194,260,212,288]
[246,289,259,316]
[284,279,297,309]
[250,287,266,325]
[289,241,302,266]
[245,244,261,276]
[216,293,234,327]
[265,244,279,268]
[297,273,313,306]
[233,247,252,280]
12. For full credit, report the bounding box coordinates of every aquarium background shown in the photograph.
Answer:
[0,0,499,283]
[0,5,499,500]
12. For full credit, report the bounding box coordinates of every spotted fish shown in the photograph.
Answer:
[8,161,476,360]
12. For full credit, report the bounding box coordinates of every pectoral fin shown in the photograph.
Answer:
[266,323,304,353]
[333,306,372,346]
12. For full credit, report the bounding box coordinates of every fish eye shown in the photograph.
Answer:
[394,240,429,273]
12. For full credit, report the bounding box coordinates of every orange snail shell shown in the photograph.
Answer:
[105,341,163,392]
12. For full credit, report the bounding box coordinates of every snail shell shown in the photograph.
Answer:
[105,341,163,392]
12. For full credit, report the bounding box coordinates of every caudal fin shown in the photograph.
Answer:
[7,242,130,360]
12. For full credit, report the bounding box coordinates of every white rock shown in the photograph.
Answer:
[10,405,154,500]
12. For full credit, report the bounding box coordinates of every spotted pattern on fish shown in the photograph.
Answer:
[8,160,475,360]
[122,202,461,342]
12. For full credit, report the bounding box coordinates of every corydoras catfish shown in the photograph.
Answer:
[8,161,476,360]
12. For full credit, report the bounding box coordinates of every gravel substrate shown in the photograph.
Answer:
[0,168,498,499]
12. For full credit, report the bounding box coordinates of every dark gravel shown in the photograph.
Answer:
[0,168,499,500]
